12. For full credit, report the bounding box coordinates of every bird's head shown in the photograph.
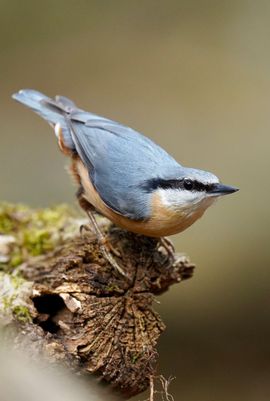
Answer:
[146,167,238,220]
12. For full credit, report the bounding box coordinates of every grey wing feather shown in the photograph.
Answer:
[68,117,182,220]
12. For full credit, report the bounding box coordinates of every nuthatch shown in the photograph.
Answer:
[12,89,238,275]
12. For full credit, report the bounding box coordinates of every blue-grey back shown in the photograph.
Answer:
[69,116,183,219]
[12,89,184,220]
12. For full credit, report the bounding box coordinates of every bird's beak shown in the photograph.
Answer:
[209,183,239,196]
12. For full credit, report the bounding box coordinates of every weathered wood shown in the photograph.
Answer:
[0,204,195,398]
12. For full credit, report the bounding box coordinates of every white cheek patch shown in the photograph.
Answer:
[158,188,205,211]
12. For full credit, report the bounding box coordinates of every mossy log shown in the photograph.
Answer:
[0,203,195,398]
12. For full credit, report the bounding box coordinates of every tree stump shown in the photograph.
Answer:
[0,203,195,398]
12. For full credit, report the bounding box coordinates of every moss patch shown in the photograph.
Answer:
[0,203,81,271]
[0,272,34,325]
[12,305,32,323]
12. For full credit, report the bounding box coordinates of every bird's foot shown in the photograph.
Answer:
[79,223,93,235]
[80,221,119,253]
[158,237,175,261]
[102,237,122,258]
[99,238,127,277]
[84,211,127,277]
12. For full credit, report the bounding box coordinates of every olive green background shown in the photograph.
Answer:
[1,1,270,400]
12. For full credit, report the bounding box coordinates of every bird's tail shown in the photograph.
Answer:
[12,89,76,150]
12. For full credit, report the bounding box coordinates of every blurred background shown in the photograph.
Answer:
[1,1,270,400]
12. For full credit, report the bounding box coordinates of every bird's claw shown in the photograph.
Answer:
[99,242,127,277]
[79,223,93,235]
[158,237,175,259]
[82,211,127,277]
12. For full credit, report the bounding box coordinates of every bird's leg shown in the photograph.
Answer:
[75,184,124,274]
[79,222,92,235]
[76,185,98,236]
[80,216,121,258]
[158,237,175,260]
[86,210,127,277]
[103,237,122,258]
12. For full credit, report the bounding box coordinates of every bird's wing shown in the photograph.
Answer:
[12,89,182,220]
[68,115,182,220]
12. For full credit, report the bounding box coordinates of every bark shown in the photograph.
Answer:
[0,203,195,399]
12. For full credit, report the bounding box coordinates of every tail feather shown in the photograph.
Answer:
[12,89,76,150]
[55,95,76,110]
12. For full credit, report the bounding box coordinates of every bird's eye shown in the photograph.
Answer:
[183,178,194,190]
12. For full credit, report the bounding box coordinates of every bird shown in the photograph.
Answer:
[12,89,238,275]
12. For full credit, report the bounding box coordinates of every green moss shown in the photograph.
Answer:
[10,274,26,290]
[0,214,15,233]
[106,283,121,293]
[23,229,54,256]
[2,295,15,310]
[0,203,80,271]
[10,252,23,268]
[0,203,29,234]
[36,205,71,225]
[12,305,31,323]
[0,272,33,324]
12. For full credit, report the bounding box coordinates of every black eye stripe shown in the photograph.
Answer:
[142,178,214,192]
[183,178,194,190]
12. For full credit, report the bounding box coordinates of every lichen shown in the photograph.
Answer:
[0,203,83,271]
[0,272,34,325]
